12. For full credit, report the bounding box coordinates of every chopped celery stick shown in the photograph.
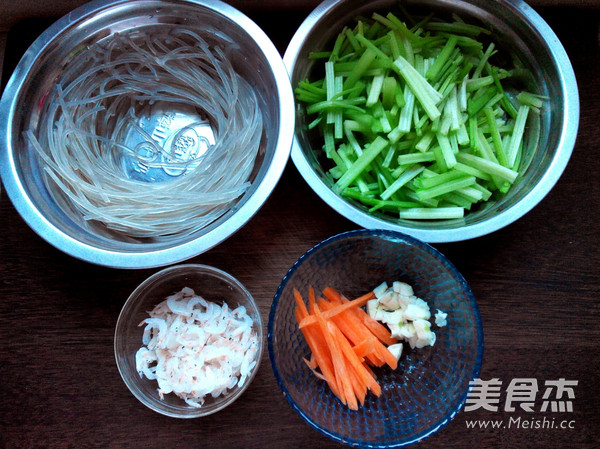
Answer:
[506,105,530,168]
[473,42,496,78]
[382,145,397,167]
[330,29,347,62]
[484,107,508,166]
[436,134,457,168]
[517,91,546,109]
[369,200,421,213]
[367,74,385,106]
[388,31,402,59]
[333,77,344,138]
[433,146,448,172]
[455,152,518,183]
[454,162,492,181]
[307,116,322,130]
[416,176,476,200]
[426,35,458,81]
[426,21,490,36]
[415,131,435,152]
[466,75,496,92]
[396,86,415,133]
[397,152,436,165]
[386,12,421,42]
[381,76,398,109]
[457,121,470,146]
[305,99,366,115]
[418,169,465,189]
[380,165,424,200]
[334,136,389,192]
[387,127,405,144]
[443,192,473,209]
[400,207,464,219]
[344,28,361,52]
[393,56,441,121]
[470,183,493,201]
[455,185,484,202]
[345,48,377,88]
[467,86,497,116]
[354,34,392,62]
[404,190,440,208]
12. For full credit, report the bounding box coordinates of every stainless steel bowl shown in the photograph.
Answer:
[284,0,579,243]
[0,0,294,268]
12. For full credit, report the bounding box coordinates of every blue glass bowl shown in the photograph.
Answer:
[268,229,483,447]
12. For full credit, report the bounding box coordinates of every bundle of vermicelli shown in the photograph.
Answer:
[26,25,263,240]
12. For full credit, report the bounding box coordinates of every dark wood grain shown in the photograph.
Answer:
[1,4,599,449]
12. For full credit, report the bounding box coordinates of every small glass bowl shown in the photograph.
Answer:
[115,264,264,418]
[268,229,483,447]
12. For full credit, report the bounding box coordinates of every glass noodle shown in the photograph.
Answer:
[26,25,263,240]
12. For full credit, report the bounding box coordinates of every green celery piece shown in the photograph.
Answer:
[454,161,492,181]
[415,131,435,152]
[455,186,484,203]
[368,199,421,213]
[400,207,464,220]
[484,107,509,166]
[442,191,474,209]
[382,145,397,167]
[397,151,436,165]
[392,55,442,121]
[380,164,424,200]
[426,21,490,36]
[305,98,366,115]
[455,152,518,183]
[345,48,377,89]
[381,76,398,109]
[388,31,402,59]
[372,12,397,30]
[436,133,457,168]
[426,35,458,81]
[489,65,518,119]
[344,28,362,53]
[396,86,415,133]
[473,42,496,78]
[309,51,331,60]
[506,105,530,168]
[344,125,363,155]
[467,86,497,116]
[470,182,493,201]
[334,136,389,192]
[385,12,421,42]
[416,175,476,200]
[418,169,466,189]
[367,74,386,106]
[330,31,347,62]
[517,91,545,109]
[307,116,322,130]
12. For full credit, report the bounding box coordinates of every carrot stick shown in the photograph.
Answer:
[318,297,384,367]
[347,361,367,406]
[321,291,394,368]
[308,285,317,313]
[330,323,382,397]
[314,304,357,409]
[299,290,376,328]
[352,337,376,359]
[294,289,342,400]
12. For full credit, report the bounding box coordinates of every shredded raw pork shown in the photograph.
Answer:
[135,287,259,408]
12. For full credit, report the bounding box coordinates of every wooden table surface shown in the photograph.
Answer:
[1,2,598,449]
